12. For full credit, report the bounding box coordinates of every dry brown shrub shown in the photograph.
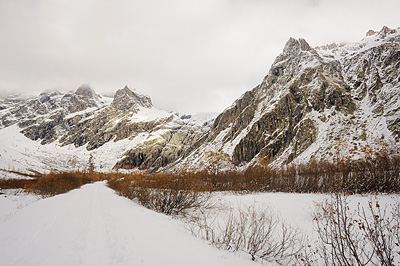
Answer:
[25,171,97,197]
[108,172,213,216]
[0,178,37,190]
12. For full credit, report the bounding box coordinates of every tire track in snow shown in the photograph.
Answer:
[82,183,110,266]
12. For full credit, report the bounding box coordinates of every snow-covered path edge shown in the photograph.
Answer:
[0,182,255,266]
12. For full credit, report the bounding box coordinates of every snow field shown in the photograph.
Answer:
[216,192,399,240]
[0,182,255,266]
[1,182,398,265]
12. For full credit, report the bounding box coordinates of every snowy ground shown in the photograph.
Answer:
[0,189,39,223]
[215,192,400,243]
[0,182,254,266]
[0,182,398,266]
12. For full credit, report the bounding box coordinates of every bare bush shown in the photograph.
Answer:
[358,198,400,266]
[394,202,400,259]
[108,175,213,216]
[188,204,304,264]
[130,187,212,216]
[312,194,373,265]
[300,194,400,266]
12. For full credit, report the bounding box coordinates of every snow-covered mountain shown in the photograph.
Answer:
[0,85,214,175]
[169,26,400,171]
[0,26,399,175]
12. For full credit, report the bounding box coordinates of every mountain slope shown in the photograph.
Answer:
[171,26,400,171]
[0,86,214,174]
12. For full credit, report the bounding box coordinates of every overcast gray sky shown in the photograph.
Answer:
[0,0,399,113]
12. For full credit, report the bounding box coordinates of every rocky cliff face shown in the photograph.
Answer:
[171,26,400,171]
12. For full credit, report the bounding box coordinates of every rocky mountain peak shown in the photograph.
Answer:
[75,84,96,99]
[366,26,397,39]
[59,84,103,113]
[111,85,152,111]
[283,37,312,55]
[171,26,400,173]
[377,26,397,39]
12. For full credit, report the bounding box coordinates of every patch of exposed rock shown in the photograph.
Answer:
[111,86,152,111]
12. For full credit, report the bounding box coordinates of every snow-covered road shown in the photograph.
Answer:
[0,182,254,266]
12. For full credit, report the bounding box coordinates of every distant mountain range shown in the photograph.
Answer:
[1,26,399,176]
[0,84,215,175]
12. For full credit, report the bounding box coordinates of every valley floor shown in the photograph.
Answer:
[0,182,254,266]
[0,182,398,265]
